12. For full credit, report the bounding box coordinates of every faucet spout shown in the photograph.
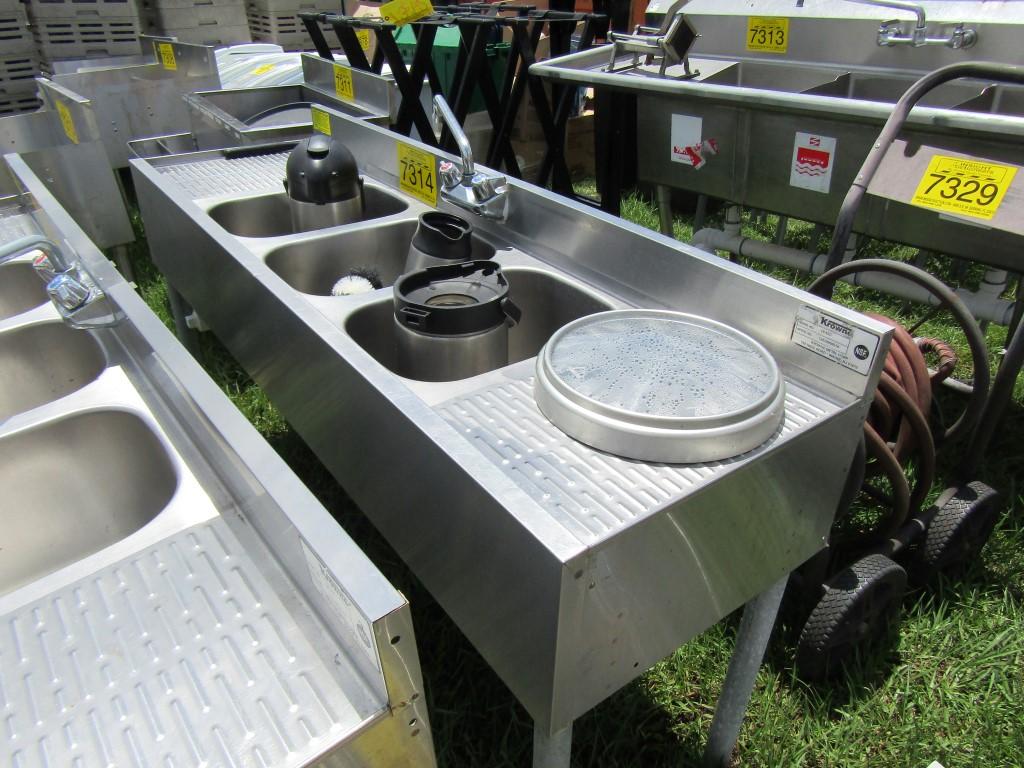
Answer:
[430,96,509,221]
[0,234,71,276]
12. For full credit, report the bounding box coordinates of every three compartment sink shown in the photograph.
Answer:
[208,183,409,238]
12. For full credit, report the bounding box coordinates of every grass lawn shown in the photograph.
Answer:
[123,187,1023,767]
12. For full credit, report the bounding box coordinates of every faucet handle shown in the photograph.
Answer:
[46,271,92,312]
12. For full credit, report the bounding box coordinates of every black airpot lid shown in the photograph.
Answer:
[283,134,361,204]
[394,260,521,335]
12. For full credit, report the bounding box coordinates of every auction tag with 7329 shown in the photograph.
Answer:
[397,142,438,207]
[910,155,1018,221]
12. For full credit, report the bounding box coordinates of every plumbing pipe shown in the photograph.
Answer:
[690,227,1016,326]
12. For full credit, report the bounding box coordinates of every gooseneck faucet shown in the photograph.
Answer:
[432,95,509,221]
[0,233,120,329]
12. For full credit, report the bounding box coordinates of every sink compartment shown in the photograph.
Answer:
[346,267,615,380]
[0,410,178,594]
[803,73,984,107]
[700,62,844,92]
[208,187,409,238]
[265,219,496,294]
[0,323,106,421]
[0,264,47,320]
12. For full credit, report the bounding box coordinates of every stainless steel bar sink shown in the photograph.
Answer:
[131,108,893,758]
[0,154,436,768]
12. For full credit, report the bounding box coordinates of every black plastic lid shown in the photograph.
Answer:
[283,134,361,204]
[410,211,473,262]
[394,261,521,335]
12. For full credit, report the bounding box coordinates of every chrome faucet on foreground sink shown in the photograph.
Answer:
[432,95,509,220]
[0,233,120,329]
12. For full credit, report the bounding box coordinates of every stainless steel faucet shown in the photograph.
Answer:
[0,233,121,328]
[432,95,509,221]
[846,0,977,48]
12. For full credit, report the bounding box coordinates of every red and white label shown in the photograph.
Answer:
[790,132,836,193]
[670,114,703,166]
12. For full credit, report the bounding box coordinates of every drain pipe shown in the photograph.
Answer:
[690,227,1016,326]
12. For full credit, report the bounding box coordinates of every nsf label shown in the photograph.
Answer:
[792,306,879,375]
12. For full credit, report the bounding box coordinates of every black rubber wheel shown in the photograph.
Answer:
[796,554,907,681]
[918,481,1001,575]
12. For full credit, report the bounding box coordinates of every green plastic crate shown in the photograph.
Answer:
[395,25,510,114]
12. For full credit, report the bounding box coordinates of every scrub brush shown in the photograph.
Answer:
[331,266,383,296]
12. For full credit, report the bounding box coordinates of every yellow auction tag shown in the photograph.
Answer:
[56,101,78,144]
[251,63,276,75]
[379,0,433,26]
[157,41,177,71]
[910,155,1018,221]
[334,63,355,101]
[746,16,788,53]
[311,107,332,136]
[356,29,371,51]
[397,142,438,206]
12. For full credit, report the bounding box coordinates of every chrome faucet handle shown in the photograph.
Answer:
[47,271,92,312]
[45,266,122,329]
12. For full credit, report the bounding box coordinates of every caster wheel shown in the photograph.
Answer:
[796,554,907,681]
[917,481,1000,576]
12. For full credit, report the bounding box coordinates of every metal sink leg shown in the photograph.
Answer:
[702,575,788,767]
[533,723,573,768]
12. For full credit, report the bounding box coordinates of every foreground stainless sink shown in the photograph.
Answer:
[0,263,48,320]
[0,156,436,768]
[208,184,410,238]
[132,110,892,765]
[0,321,106,420]
[0,409,178,593]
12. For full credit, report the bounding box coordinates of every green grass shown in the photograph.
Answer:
[122,187,1023,768]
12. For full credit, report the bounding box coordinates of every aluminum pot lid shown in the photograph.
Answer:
[533,309,786,463]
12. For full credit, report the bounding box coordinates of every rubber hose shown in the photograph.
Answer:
[863,423,911,538]
[809,258,990,444]
[876,372,935,518]
[916,338,957,385]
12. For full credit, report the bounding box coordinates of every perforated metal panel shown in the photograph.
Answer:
[158,152,289,200]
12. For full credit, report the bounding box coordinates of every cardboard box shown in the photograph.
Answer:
[350,1,380,62]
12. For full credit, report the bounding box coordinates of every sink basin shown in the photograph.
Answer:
[700,62,844,92]
[0,264,47,321]
[0,410,178,594]
[208,186,409,238]
[265,219,497,295]
[803,74,983,107]
[0,323,106,421]
[346,267,615,379]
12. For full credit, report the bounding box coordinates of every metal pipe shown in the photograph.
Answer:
[846,0,926,28]
[690,227,1016,326]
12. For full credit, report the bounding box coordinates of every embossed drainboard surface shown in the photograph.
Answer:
[436,375,836,544]
[156,153,290,200]
[1,518,363,768]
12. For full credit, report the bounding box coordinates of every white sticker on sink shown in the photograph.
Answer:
[790,132,837,193]
[300,537,380,673]
[670,114,703,165]
[791,305,879,375]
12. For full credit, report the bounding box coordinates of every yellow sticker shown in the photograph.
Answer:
[356,29,371,51]
[379,0,433,26]
[746,16,788,53]
[397,142,438,206]
[911,155,1018,221]
[251,63,276,75]
[311,107,332,136]
[334,63,355,101]
[157,41,177,71]
[56,101,78,144]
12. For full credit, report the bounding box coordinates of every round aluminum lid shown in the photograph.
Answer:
[534,309,786,463]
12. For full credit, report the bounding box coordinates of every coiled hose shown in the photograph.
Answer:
[809,259,991,540]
